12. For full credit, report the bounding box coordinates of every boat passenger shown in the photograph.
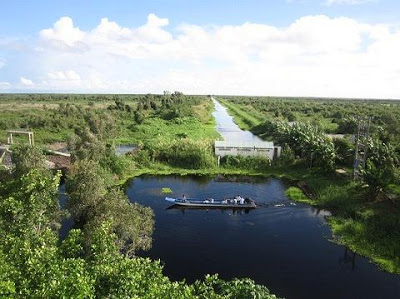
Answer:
[239,197,245,205]
[182,194,187,202]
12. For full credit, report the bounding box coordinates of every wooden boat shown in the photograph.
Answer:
[165,197,257,209]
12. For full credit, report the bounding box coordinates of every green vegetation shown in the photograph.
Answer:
[141,139,216,169]
[1,92,400,295]
[0,93,219,145]
[161,187,173,194]
[218,96,400,275]
[285,187,313,205]
[219,99,263,130]
[0,94,279,298]
[0,166,277,298]
[220,96,400,137]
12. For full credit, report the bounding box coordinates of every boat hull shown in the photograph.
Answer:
[165,197,256,209]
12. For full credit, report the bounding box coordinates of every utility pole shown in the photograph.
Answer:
[353,116,372,181]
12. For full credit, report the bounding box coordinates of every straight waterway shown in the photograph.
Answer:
[125,99,400,299]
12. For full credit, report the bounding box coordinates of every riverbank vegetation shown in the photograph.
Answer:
[0,93,280,298]
[0,163,278,297]
[1,92,400,293]
[216,96,400,275]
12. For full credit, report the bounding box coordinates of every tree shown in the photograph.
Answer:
[134,110,145,124]
[11,144,47,177]
[66,160,154,255]
[0,168,69,298]
[69,127,106,163]
[85,112,116,141]
[84,188,154,255]
[362,139,399,199]
[333,137,354,167]
[0,164,278,298]
[66,160,108,224]
[263,121,336,171]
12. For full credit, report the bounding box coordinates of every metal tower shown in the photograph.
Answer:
[353,116,372,180]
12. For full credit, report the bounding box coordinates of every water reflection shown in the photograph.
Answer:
[339,248,357,271]
[126,175,400,299]
[166,204,253,214]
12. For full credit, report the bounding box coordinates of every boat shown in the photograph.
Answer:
[165,196,257,209]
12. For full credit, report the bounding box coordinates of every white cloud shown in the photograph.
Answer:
[325,0,374,5]
[0,81,11,89]
[40,17,86,49]
[20,77,34,86]
[47,70,81,81]
[5,13,400,98]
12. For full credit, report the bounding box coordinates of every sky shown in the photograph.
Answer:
[1,0,400,98]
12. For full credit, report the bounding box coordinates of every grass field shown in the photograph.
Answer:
[0,94,219,145]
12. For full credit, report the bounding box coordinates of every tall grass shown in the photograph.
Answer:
[141,139,216,170]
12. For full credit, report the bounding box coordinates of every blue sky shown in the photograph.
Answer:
[2,0,399,34]
[1,0,400,97]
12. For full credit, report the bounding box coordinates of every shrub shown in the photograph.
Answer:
[144,139,216,169]
[221,155,271,170]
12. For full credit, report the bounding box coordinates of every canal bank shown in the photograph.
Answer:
[118,99,400,298]
[127,175,400,299]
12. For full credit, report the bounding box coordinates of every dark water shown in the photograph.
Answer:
[58,183,74,239]
[126,175,400,299]
[212,98,263,142]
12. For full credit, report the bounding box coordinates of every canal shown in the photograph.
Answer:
[124,99,400,299]
[127,175,400,299]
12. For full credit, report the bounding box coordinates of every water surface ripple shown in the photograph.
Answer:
[127,176,400,299]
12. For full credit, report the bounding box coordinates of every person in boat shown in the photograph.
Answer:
[239,196,245,205]
[245,197,253,204]
[182,194,187,202]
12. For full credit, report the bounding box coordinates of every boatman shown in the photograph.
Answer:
[182,194,187,202]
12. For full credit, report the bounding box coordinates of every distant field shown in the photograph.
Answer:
[217,95,400,139]
[0,93,218,145]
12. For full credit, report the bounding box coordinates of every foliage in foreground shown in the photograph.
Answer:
[0,148,279,298]
[66,160,154,255]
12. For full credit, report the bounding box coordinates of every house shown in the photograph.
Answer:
[214,140,280,160]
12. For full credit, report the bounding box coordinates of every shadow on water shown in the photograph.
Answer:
[166,204,253,214]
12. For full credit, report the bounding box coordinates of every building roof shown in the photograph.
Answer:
[215,140,274,149]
